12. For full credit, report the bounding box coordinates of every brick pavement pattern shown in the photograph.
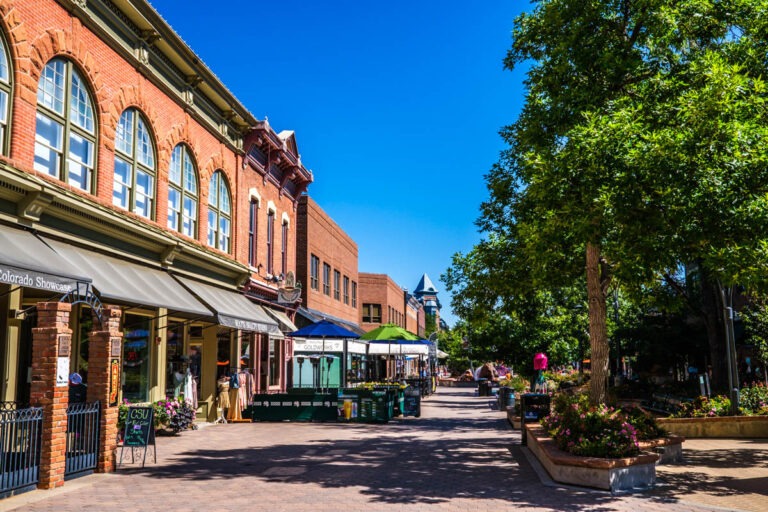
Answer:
[1,388,765,512]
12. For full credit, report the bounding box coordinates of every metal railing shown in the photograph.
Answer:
[65,401,100,478]
[0,404,43,497]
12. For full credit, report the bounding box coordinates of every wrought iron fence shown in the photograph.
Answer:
[65,401,100,478]
[0,404,43,497]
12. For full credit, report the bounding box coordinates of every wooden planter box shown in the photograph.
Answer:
[525,423,660,493]
[658,415,768,438]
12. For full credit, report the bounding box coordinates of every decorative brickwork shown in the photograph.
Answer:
[87,305,123,473]
[30,301,72,489]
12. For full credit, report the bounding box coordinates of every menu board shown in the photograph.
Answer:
[123,406,155,447]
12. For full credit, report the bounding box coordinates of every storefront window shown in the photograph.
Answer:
[165,321,184,397]
[122,314,151,403]
[189,343,202,399]
[217,328,232,379]
[268,337,280,387]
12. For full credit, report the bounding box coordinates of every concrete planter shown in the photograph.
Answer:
[525,423,660,493]
[437,379,477,388]
[638,435,685,464]
[658,415,768,438]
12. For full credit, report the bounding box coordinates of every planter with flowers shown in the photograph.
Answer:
[117,396,197,442]
[525,394,681,492]
[659,384,768,438]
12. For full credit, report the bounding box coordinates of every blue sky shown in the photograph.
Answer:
[147,1,529,326]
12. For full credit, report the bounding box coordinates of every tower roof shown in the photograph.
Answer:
[414,273,438,295]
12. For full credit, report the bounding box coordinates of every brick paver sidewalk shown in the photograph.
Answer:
[0,387,764,512]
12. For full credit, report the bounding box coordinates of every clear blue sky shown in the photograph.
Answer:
[147,1,529,326]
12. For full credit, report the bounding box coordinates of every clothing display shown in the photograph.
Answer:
[226,370,254,421]
[183,368,198,409]
[227,384,242,421]
[217,377,231,409]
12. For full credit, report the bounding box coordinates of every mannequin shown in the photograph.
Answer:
[216,374,230,423]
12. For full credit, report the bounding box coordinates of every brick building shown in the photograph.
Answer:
[358,273,423,335]
[0,0,310,489]
[295,195,360,330]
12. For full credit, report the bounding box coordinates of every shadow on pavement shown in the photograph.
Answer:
[118,417,633,510]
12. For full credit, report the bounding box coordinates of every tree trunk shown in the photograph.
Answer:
[586,242,609,405]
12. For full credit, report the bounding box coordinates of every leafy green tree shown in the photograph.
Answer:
[739,298,768,386]
[471,0,768,405]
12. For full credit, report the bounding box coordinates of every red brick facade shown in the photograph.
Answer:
[358,273,408,332]
[30,302,72,489]
[0,0,307,286]
[296,196,359,324]
[0,0,313,489]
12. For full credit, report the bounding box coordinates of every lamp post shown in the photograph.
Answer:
[719,283,740,415]
[310,355,320,389]
[297,356,305,388]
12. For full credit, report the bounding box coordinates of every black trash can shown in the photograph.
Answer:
[497,387,515,410]
[477,378,490,397]
[520,393,550,445]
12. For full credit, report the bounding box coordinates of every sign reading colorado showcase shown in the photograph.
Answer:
[0,264,77,293]
[123,406,155,447]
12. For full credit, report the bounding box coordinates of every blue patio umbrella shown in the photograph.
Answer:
[289,320,360,390]
[288,319,360,339]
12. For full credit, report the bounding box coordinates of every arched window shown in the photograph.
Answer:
[207,170,231,252]
[167,144,198,237]
[34,58,96,192]
[0,33,12,155]
[114,108,156,219]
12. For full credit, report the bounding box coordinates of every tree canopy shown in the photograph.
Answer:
[446,0,768,404]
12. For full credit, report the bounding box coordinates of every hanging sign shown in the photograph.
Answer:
[56,357,70,387]
[109,359,120,406]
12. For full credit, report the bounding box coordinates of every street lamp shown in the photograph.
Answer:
[296,356,305,388]
[719,283,740,415]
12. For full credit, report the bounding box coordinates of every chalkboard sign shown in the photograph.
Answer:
[123,406,155,447]
[403,391,421,418]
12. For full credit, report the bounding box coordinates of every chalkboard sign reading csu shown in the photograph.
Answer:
[119,406,157,468]
[123,406,155,446]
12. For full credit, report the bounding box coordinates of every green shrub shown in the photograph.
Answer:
[739,383,768,416]
[499,374,529,393]
[672,395,732,418]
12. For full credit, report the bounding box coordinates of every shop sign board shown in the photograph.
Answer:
[294,339,343,352]
[109,359,120,406]
[56,357,70,387]
[119,406,157,468]
[0,264,77,293]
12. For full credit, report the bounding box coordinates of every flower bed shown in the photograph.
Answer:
[658,415,768,438]
[525,422,660,492]
[659,385,768,438]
